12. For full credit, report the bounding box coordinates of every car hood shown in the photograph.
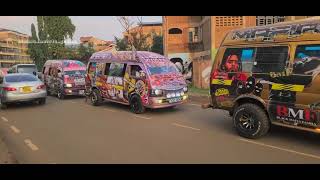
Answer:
[149,73,187,90]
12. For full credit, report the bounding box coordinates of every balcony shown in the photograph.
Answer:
[188,41,204,52]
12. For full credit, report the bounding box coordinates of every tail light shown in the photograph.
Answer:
[37,84,46,89]
[3,87,17,91]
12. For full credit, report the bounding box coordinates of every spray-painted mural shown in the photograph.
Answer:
[211,43,320,127]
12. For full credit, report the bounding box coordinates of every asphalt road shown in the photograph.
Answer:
[0,96,320,164]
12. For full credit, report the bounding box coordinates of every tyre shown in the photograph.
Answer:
[38,98,46,105]
[91,89,102,106]
[130,94,145,114]
[233,103,270,139]
[0,98,7,109]
[57,90,65,100]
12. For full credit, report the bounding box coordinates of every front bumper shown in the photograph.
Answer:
[146,94,188,109]
[3,90,47,103]
[63,88,85,96]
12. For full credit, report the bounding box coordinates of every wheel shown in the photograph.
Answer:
[57,90,65,100]
[130,94,145,114]
[0,98,7,109]
[233,103,270,139]
[91,89,102,106]
[38,98,46,105]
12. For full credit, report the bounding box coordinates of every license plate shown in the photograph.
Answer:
[168,97,181,103]
[74,78,85,86]
[79,90,85,95]
[21,86,32,93]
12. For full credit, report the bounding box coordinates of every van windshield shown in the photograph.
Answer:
[17,65,37,74]
[147,63,179,75]
[64,70,86,76]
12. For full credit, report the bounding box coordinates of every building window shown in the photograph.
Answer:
[168,28,182,34]
[216,16,243,27]
[256,16,285,26]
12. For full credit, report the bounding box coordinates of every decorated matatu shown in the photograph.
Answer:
[86,51,188,114]
[42,60,86,99]
[204,17,320,139]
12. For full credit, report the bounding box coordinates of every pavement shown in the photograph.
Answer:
[0,94,320,164]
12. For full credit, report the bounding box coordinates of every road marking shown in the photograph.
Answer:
[187,103,201,107]
[239,138,320,160]
[1,116,8,122]
[10,126,20,134]
[105,109,117,113]
[172,123,200,131]
[24,139,39,151]
[70,101,77,104]
[133,115,152,120]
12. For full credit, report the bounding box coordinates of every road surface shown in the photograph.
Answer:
[0,96,320,163]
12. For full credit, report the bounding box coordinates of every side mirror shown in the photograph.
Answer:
[139,71,146,78]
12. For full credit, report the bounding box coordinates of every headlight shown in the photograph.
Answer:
[175,92,180,97]
[65,83,72,88]
[181,91,184,96]
[183,87,188,92]
[166,93,172,98]
[155,89,162,96]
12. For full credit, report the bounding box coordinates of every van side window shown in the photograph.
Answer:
[104,63,111,75]
[130,65,143,78]
[109,63,127,77]
[253,46,288,73]
[96,63,105,75]
[88,62,96,75]
[294,45,320,73]
[221,48,255,72]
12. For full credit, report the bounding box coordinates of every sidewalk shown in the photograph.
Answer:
[0,137,17,164]
[187,86,210,104]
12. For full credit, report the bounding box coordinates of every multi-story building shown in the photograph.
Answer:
[0,28,32,68]
[80,36,113,52]
[123,22,162,47]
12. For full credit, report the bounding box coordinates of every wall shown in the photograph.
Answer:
[192,58,212,89]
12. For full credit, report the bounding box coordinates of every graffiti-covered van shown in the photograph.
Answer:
[203,17,320,138]
[86,51,188,113]
[42,60,86,99]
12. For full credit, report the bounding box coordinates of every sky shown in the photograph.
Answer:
[0,16,162,42]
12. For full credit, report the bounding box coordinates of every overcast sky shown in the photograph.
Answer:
[0,16,162,42]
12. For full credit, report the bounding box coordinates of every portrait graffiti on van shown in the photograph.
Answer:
[205,18,320,138]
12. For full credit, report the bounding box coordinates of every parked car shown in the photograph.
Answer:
[42,60,86,99]
[0,73,47,109]
[203,17,320,139]
[86,51,188,114]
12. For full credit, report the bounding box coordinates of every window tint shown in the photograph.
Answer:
[253,46,288,73]
[108,63,127,77]
[88,62,96,74]
[104,63,111,75]
[5,75,38,82]
[221,48,255,72]
[130,65,143,77]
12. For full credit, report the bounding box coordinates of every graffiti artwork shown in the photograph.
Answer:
[232,22,320,41]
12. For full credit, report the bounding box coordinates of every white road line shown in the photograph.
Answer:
[24,139,39,151]
[1,116,9,122]
[10,126,20,134]
[172,123,200,131]
[239,138,320,160]
[105,109,117,113]
[187,103,201,107]
[133,115,152,120]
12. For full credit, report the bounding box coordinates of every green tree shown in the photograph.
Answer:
[28,16,76,69]
[150,34,163,55]
[78,43,95,63]
[114,37,128,51]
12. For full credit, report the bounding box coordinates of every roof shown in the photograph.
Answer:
[223,17,320,45]
[0,28,29,37]
[139,22,162,26]
[90,51,168,63]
